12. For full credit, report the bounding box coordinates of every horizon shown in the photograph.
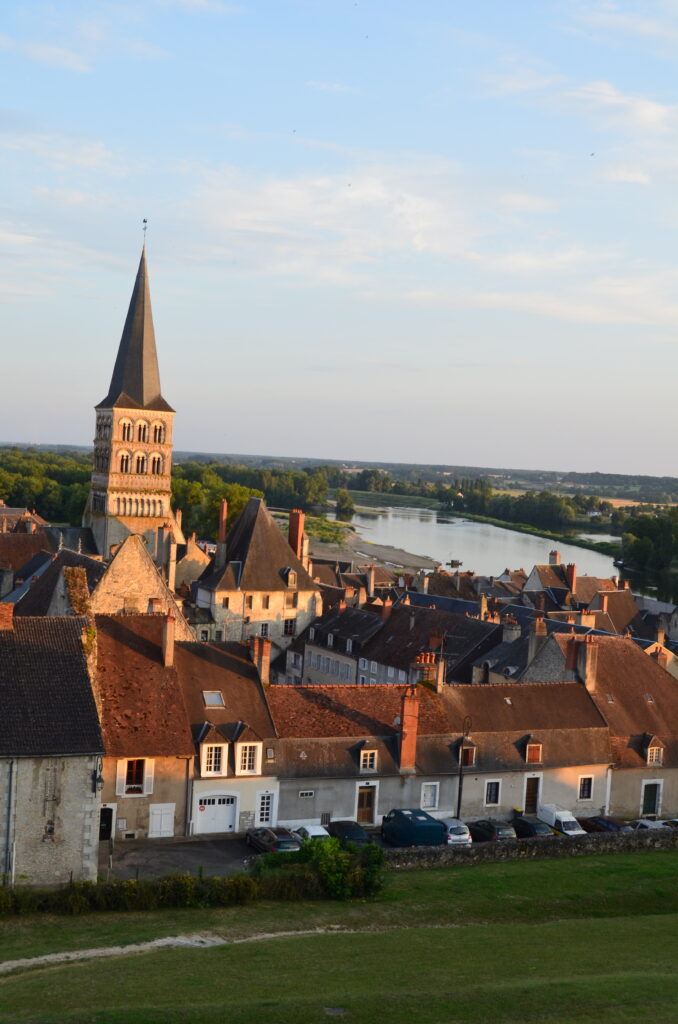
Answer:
[2,2,678,475]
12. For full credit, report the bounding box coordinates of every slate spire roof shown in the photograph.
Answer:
[97,246,174,412]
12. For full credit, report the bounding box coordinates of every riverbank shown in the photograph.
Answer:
[308,527,439,573]
[443,511,621,558]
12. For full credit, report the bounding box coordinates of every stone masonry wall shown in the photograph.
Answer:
[384,830,678,870]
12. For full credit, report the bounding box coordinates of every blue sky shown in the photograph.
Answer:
[3,0,678,474]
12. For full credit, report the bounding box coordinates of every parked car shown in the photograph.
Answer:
[327,820,372,846]
[439,817,472,846]
[381,809,446,847]
[628,819,672,831]
[510,814,556,839]
[293,825,331,841]
[661,819,678,828]
[580,815,632,834]
[245,827,302,853]
[538,804,586,837]
[468,819,517,842]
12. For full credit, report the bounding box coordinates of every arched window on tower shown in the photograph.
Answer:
[119,452,131,473]
[137,421,149,443]
[135,454,147,474]
[150,455,163,475]
[120,420,133,442]
[152,422,165,443]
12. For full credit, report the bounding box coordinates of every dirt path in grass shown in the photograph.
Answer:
[0,927,354,976]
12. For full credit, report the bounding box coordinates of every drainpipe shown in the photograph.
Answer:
[604,764,613,816]
[4,759,14,883]
[177,756,193,836]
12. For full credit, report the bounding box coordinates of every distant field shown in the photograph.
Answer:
[2,852,678,1023]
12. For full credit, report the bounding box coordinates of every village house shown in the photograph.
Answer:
[190,500,322,649]
[266,683,457,828]
[95,613,278,841]
[0,605,103,886]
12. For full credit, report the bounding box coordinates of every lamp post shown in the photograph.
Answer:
[455,715,472,820]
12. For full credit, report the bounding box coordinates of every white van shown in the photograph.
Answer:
[538,804,586,837]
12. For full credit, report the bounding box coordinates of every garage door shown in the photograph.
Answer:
[195,795,237,834]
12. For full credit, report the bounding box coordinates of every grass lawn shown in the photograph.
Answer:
[2,852,678,1023]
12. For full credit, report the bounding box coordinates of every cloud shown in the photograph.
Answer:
[569,2,678,45]
[484,60,562,96]
[2,134,125,174]
[498,192,557,213]
[0,33,90,72]
[604,166,652,183]
[153,0,241,11]
[564,80,676,133]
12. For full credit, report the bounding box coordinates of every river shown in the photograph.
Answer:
[333,506,619,579]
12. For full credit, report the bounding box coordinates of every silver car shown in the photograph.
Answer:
[439,817,472,846]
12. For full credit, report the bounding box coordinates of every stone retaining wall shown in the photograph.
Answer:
[384,830,678,869]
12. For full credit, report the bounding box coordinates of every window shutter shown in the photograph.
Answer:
[143,759,155,795]
[116,760,126,796]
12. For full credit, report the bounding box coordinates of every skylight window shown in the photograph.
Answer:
[645,694,655,704]
[203,691,225,707]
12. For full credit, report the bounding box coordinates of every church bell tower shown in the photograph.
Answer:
[83,247,184,562]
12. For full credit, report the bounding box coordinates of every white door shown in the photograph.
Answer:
[148,803,175,838]
[195,795,237,834]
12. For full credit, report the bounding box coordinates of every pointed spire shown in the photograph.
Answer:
[97,247,173,411]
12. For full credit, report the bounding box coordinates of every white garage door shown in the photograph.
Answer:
[195,795,237,834]
[148,803,175,838]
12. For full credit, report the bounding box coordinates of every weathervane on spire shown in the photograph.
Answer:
[142,218,148,242]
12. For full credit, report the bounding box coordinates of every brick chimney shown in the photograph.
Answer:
[250,635,271,685]
[528,614,548,664]
[215,499,228,570]
[478,593,488,620]
[578,635,599,692]
[0,604,14,630]
[599,593,609,613]
[288,510,305,560]
[381,596,393,621]
[399,684,420,772]
[366,565,376,599]
[564,563,577,593]
[652,647,670,670]
[162,612,175,667]
[502,617,521,644]
[656,626,666,647]
[549,550,561,565]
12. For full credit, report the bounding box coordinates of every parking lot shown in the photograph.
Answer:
[99,835,253,880]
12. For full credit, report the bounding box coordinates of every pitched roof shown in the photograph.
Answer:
[96,247,173,412]
[588,589,639,634]
[94,614,192,757]
[267,683,451,739]
[199,498,317,593]
[552,633,678,767]
[0,532,51,572]
[573,576,617,606]
[14,550,106,616]
[0,616,102,756]
[174,641,276,744]
[360,604,500,673]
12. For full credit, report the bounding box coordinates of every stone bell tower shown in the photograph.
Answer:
[83,247,184,564]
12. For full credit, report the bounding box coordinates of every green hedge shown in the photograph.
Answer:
[0,841,386,916]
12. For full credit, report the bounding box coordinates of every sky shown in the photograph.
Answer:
[2,0,678,475]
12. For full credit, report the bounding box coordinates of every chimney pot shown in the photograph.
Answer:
[549,550,561,565]
[0,604,14,630]
[399,684,420,772]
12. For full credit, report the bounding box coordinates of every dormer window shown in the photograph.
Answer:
[236,742,262,776]
[309,627,315,641]
[526,743,542,764]
[201,743,228,776]
[327,633,334,648]
[360,749,378,772]
[346,639,353,654]
[203,691,225,707]
[287,570,297,587]
[460,745,476,767]
[648,746,663,766]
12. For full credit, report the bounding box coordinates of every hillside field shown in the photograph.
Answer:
[1,851,677,1023]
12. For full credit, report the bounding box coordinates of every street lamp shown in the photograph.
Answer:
[455,715,472,820]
